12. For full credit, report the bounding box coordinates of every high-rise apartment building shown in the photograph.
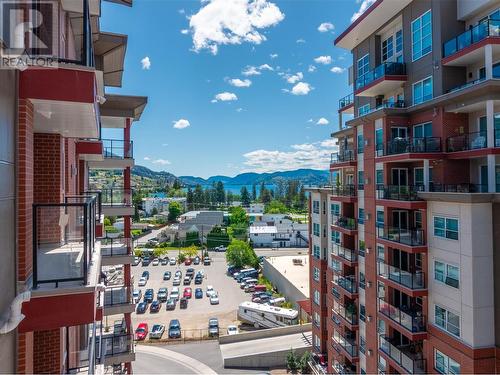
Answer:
[0,0,147,373]
[308,0,500,373]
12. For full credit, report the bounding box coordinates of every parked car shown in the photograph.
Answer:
[193,257,200,265]
[152,258,159,266]
[141,271,150,280]
[168,319,181,338]
[163,271,171,280]
[132,290,142,304]
[204,257,211,265]
[157,288,168,302]
[150,300,161,313]
[135,323,148,341]
[209,293,219,305]
[244,284,255,293]
[184,258,192,266]
[253,285,267,293]
[169,258,176,265]
[226,325,239,335]
[183,276,192,286]
[144,289,154,303]
[170,287,180,300]
[133,257,141,266]
[208,318,219,337]
[183,287,192,299]
[149,324,165,339]
[195,288,203,299]
[161,258,169,266]
[138,277,147,287]
[186,268,195,276]
[142,257,150,266]
[175,270,182,278]
[227,266,241,275]
[194,275,203,285]
[180,297,188,309]
[136,302,147,314]
[173,277,181,286]
[206,285,215,297]
[166,298,176,310]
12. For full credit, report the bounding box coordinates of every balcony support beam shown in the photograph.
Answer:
[485,44,493,80]
[487,99,495,148]
[488,154,496,193]
[423,159,430,192]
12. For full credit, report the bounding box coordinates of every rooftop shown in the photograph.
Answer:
[264,255,310,298]
[249,226,278,234]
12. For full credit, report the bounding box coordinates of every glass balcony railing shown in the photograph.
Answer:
[332,287,341,300]
[100,189,133,207]
[378,298,426,333]
[446,131,487,152]
[102,139,133,159]
[331,149,356,164]
[443,18,500,58]
[333,361,357,375]
[33,195,97,289]
[355,62,406,91]
[332,243,357,262]
[100,238,131,257]
[67,323,97,374]
[333,300,358,325]
[95,334,134,363]
[332,185,357,197]
[379,335,426,374]
[380,137,441,156]
[377,262,425,290]
[376,185,425,201]
[376,226,425,246]
[332,215,357,231]
[429,183,488,193]
[339,93,354,110]
[333,330,358,358]
[333,274,357,294]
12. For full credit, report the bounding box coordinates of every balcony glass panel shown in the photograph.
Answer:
[378,262,425,290]
[339,93,354,110]
[332,185,357,197]
[443,19,500,58]
[101,238,131,257]
[103,285,133,308]
[332,243,357,262]
[96,334,134,363]
[379,335,426,374]
[333,300,358,325]
[102,139,134,159]
[333,330,358,358]
[332,216,357,231]
[429,183,488,193]
[376,226,425,246]
[331,149,355,164]
[378,298,426,332]
[101,189,133,207]
[447,131,487,152]
[384,137,441,155]
[355,62,406,91]
[333,274,357,294]
[376,185,425,201]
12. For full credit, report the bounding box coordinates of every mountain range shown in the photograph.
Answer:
[132,165,329,186]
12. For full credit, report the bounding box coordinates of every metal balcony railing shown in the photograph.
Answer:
[332,215,357,231]
[333,330,358,358]
[331,149,356,164]
[378,298,426,333]
[333,300,358,325]
[377,262,425,290]
[339,93,354,110]
[429,183,488,193]
[376,185,425,201]
[443,18,500,58]
[33,195,97,289]
[100,189,133,207]
[333,274,357,294]
[100,238,131,257]
[102,139,134,159]
[376,226,425,246]
[332,243,357,262]
[96,334,134,363]
[446,131,487,152]
[379,335,426,374]
[102,285,133,308]
[381,137,441,156]
[332,185,357,197]
[355,62,406,91]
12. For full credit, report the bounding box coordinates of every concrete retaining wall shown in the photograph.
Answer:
[224,347,310,369]
[219,323,312,345]
[262,258,308,308]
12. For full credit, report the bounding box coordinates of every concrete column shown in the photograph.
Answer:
[488,154,496,193]
[485,44,493,79]
[423,159,430,192]
[487,100,494,148]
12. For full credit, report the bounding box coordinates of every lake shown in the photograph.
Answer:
[148,184,276,197]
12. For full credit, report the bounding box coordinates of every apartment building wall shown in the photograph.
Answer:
[0,69,18,374]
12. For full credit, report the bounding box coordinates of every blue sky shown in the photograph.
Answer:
[101,0,371,178]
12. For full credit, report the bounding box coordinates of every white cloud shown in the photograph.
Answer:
[351,0,376,22]
[214,92,238,102]
[296,38,306,43]
[314,55,332,65]
[290,82,312,95]
[188,0,285,55]
[172,119,191,129]
[143,156,151,161]
[331,66,346,74]
[141,56,151,69]
[285,72,303,84]
[180,29,189,35]
[308,65,317,73]
[228,78,252,87]
[236,107,244,112]
[270,53,278,59]
[318,22,334,33]
[307,118,313,123]
[152,159,171,165]
[259,63,273,71]
[316,117,329,125]
[242,66,261,76]
[242,139,338,173]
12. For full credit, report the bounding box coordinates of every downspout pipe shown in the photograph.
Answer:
[0,291,31,335]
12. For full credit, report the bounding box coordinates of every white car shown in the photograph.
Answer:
[149,324,165,339]
[152,258,159,266]
[210,294,219,305]
[170,287,180,300]
[226,325,239,335]
[132,290,142,304]
[173,277,181,286]
[138,277,147,287]
[206,285,214,297]
[169,258,177,265]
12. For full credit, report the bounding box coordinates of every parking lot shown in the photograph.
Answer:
[130,251,252,339]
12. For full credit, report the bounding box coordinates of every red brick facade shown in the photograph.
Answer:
[33,329,63,374]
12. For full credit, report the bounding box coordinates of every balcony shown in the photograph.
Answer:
[378,298,426,334]
[333,300,358,326]
[332,330,358,359]
[333,360,356,375]
[331,149,356,166]
[377,262,425,291]
[355,62,406,97]
[67,323,99,375]
[332,185,357,198]
[376,185,425,205]
[377,137,442,157]
[443,18,500,66]
[332,287,341,300]
[332,243,357,264]
[446,131,488,153]
[89,139,134,169]
[101,189,134,216]
[332,216,357,234]
[96,334,135,366]
[376,226,425,248]
[100,285,135,316]
[100,238,133,266]
[333,275,357,295]
[429,183,488,193]
[339,93,354,113]
[379,335,426,374]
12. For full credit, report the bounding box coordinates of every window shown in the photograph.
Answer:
[331,230,341,244]
[359,335,366,354]
[434,216,459,240]
[331,203,340,217]
[435,305,460,337]
[377,245,385,262]
[376,210,384,228]
[313,289,320,305]
[357,54,370,78]
[382,35,394,62]
[434,260,459,288]
[358,104,370,117]
[396,30,403,56]
[313,334,321,350]
[313,245,320,259]
[313,311,321,327]
[375,128,384,155]
[359,272,366,289]
[435,349,460,375]
[313,267,320,282]
[358,170,364,190]
[357,134,364,153]
[415,210,423,229]
[313,200,320,214]
[313,223,320,237]
[376,169,383,184]
[360,306,366,323]
[413,76,433,105]
[358,208,365,224]
[414,122,432,138]
[411,10,432,61]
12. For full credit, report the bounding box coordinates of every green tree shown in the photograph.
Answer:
[286,349,299,373]
[225,239,258,268]
[193,184,204,209]
[185,231,200,246]
[215,181,226,204]
[168,201,182,221]
[241,186,251,207]
[186,187,194,211]
[151,207,158,216]
[299,351,312,374]
[265,200,288,214]
[226,191,234,205]
[173,179,182,190]
[104,217,112,227]
[251,184,257,201]
[207,226,230,248]
[229,206,249,226]
[261,188,272,204]
[297,185,307,210]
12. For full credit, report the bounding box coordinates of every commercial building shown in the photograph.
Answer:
[0,0,147,373]
[308,1,500,374]
[249,222,309,248]
[141,196,187,216]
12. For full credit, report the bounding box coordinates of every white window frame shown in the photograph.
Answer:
[331,203,340,217]
[411,9,432,61]
[434,304,461,337]
[434,260,460,288]
[313,289,320,305]
[358,104,370,117]
[433,216,459,240]
[434,349,460,375]
[357,54,370,78]
[313,266,320,282]
[413,76,433,105]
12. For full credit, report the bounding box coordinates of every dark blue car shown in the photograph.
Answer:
[195,288,203,299]
[136,302,147,314]
[144,289,154,303]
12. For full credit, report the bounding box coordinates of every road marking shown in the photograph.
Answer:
[136,344,217,375]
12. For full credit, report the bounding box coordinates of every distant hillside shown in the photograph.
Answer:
[132,166,329,186]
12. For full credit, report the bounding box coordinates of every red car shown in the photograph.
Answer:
[184,258,192,266]
[183,287,192,299]
[135,323,149,341]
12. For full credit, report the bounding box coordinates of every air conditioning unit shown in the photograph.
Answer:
[367,315,373,322]
[366,281,373,288]
[365,213,371,220]
[365,247,371,254]
[367,349,373,356]
[364,139,370,146]
[365,177,370,184]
